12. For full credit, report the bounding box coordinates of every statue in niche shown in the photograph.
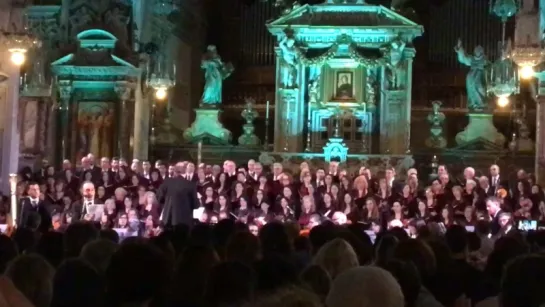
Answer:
[308,64,322,106]
[200,45,234,106]
[365,68,377,111]
[425,100,447,149]
[454,38,487,111]
[384,37,406,90]
[278,32,301,89]
[308,78,320,106]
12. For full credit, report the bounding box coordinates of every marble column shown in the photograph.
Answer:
[115,84,132,159]
[379,48,415,154]
[133,77,150,160]
[0,60,20,194]
[46,97,58,164]
[57,83,72,161]
[273,47,306,152]
[535,96,545,186]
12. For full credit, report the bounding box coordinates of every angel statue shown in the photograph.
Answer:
[454,38,487,111]
[278,33,300,89]
[200,45,234,105]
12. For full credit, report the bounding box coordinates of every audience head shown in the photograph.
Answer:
[51,258,104,307]
[4,254,55,307]
[313,238,358,280]
[79,239,118,275]
[204,261,256,306]
[64,222,99,258]
[106,242,170,305]
[326,266,404,307]
[501,254,545,307]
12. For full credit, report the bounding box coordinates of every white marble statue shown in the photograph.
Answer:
[200,45,234,105]
[278,35,300,88]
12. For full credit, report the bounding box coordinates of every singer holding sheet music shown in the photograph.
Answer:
[72,181,104,221]
[157,162,199,228]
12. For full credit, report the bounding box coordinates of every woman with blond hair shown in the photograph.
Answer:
[313,238,359,280]
[138,191,160,220]
[353,175,370,209]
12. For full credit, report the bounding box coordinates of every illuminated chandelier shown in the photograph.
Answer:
[0,22,41,67]
[487,0,519,101]
[510,1,545,79]
[146,52,176,100]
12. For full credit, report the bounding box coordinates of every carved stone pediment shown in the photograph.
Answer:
[267,3,423,47]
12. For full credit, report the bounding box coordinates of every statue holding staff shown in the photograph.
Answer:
[454,38,488,111]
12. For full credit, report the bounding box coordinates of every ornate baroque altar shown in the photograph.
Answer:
[266,0,423,159]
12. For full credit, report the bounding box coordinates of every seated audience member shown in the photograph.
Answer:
[4,254,55,307]
[204,261,256,306]
[79,239,119,275]
[244,286,321,307]
[51,259,104,307]
[106,242,171,306]
[313,238,359,280]
[501,254,545,307]
[326,266,404,307]
[300,265,331,302]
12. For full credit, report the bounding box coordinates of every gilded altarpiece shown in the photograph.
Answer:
[51,29,138,163]
[267,1,423,155]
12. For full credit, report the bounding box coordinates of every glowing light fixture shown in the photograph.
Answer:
[497,96,510,107]
[155,87,167,100]
[9,49,26,66]
[519,65,535,79]
[146,53,175,99]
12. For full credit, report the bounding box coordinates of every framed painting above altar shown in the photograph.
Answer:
[334,71,355,100]
[75,102,115,161]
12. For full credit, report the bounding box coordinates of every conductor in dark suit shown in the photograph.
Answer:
[486,196,504,236]
[157,162,199,228]
[19,182,51,233]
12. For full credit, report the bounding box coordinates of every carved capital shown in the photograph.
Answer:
[58,85,72,102]
[114,84,132,101]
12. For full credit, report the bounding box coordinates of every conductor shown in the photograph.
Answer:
[157,162,199,228]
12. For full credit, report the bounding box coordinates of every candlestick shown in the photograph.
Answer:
[9,174,17,226]
[197,141,202,165]
[304,97,312,152]
[264,101,270,150]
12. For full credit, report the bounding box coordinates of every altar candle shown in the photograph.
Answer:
[266,100,270,121]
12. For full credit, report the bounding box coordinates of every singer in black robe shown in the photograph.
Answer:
[157,175,199,228]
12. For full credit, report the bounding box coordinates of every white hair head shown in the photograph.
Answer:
[326,266,404,307]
